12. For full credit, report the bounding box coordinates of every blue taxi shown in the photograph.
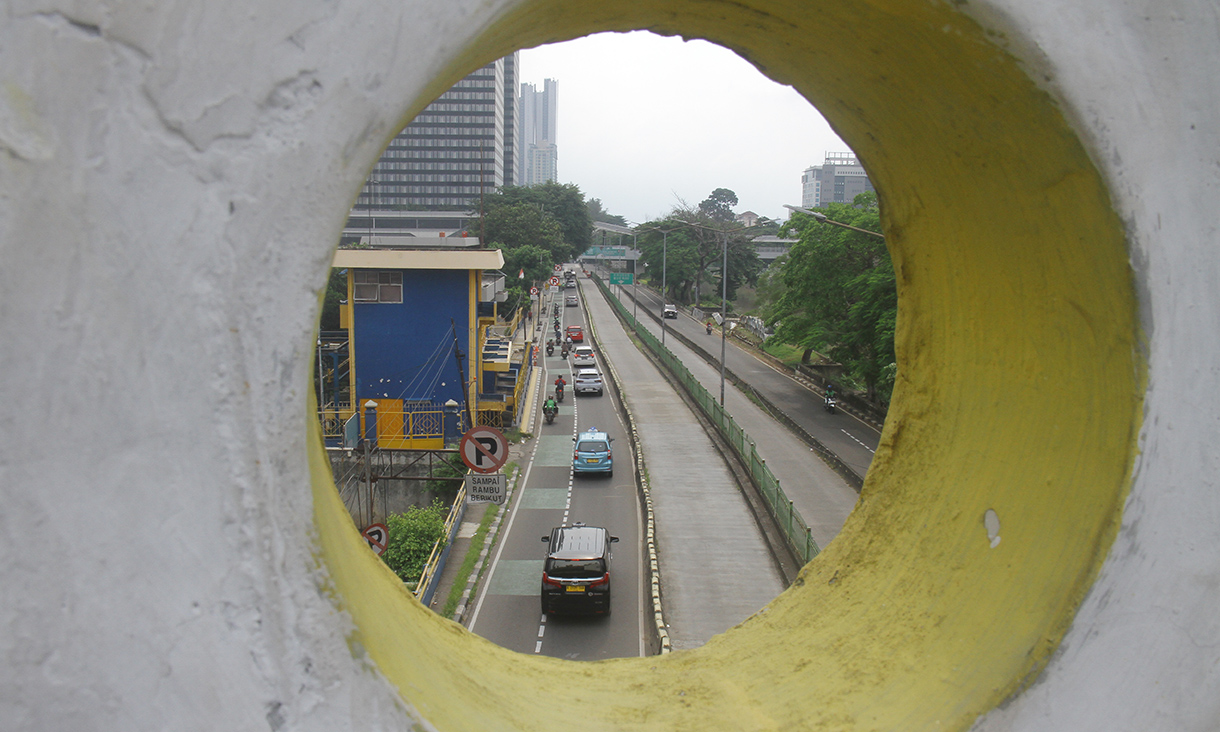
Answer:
[572,428,613,477]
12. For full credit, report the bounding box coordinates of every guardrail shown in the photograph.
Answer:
[414,477,469,605]
[617,286,866,492]
[592,275,821,564]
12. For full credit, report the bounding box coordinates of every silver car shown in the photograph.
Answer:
[571,345,596,368]
[573,368,603,396]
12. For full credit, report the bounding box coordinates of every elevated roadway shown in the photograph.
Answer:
[601,275,865,550]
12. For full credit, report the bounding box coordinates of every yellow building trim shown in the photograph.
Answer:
[344,268,357,407]
[310,2,1143,729]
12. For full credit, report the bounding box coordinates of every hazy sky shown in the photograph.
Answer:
[519,31,851,225]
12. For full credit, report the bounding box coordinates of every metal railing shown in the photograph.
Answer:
[594,275,821,563]
[414,477,468,605]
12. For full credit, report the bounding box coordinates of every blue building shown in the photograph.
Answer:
[331,237,523,449]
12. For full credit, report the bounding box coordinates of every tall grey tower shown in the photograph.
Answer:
[519,78,558,187]
[800,152,874,208]
[355,52,519,211]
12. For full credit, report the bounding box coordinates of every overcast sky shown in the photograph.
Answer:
[518,31,851,225]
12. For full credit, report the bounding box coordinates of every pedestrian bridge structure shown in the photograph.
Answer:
[1,1,1215,730]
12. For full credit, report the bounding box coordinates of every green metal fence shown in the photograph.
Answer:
[594,276,820,564]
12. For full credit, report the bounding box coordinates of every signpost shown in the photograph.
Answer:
[530,286,539,296]
[609,273,634,285]
[459,426,509,474]
[465,472,507,505]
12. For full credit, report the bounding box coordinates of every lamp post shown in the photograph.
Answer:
[783,204,885,240]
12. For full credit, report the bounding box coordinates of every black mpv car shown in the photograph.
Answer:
[540,523,619,616]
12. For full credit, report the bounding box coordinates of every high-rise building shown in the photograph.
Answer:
[355,53,519,211]
[801,152,874,208]
[519,79,558,187]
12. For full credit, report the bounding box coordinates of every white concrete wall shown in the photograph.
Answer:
[966,2,1220,728]
[1,1,1216,730]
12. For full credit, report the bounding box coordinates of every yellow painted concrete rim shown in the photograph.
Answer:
[311,1,1143,729]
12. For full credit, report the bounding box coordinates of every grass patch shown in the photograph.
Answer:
[504,427,530,443]
[763,341,807,367]
[439,503,500,619]
[438,461,518,619]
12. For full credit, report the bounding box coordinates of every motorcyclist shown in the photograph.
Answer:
[545,338,554,356]
[706,321,714,335]
[542,396,558,423]
[554,374,567,401]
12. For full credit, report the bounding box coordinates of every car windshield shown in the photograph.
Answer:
[577,440,608,452]
[547,558,605,578]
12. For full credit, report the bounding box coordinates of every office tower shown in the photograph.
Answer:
[355,53,519,211]
[519,78,559,187]
[801,152,874,208]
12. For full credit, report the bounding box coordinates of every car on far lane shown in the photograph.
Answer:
[565,325,584,342]
[566,295,578,307]
[663,304,678,319]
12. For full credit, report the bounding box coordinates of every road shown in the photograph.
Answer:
[465,281,646,660]
[618,281,881,480]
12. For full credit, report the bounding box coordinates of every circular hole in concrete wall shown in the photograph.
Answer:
[309,2,1141,729]
[318,32,881,653]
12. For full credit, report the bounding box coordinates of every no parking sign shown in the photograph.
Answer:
[459,426,509,474]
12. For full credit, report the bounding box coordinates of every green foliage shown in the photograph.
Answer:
[587,197,627,227]
[771,192,896,403]
[482,183,592,261]
[381,500,448,583]
[319,268,347,331]
[635,189,762,305]
[426,457,466,497]
[699,187,739,223]
[483,202,566,260]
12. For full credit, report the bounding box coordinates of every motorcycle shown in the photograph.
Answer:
[560,343,570,358]
[555,384,565,403]
[824,392,837,415]
[706,322,714,335]
[546,339,554,357]
[543,403,557,424]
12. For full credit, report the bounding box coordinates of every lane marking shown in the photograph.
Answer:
[841,428,876,454]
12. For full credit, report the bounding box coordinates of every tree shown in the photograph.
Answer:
[381,499,448,583]
[587,197,627,227]
[770,192,895,402]
[486,182,592,260]
[319,268,347,331]
[635,220,700,303]
[636,189,762,305]
[481,200,566,262]
[699,188,738,223]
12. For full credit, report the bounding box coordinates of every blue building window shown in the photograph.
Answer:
[354,270,403,303]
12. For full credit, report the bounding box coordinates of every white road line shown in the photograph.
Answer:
[841,428,876,454]
[466,349,549,633]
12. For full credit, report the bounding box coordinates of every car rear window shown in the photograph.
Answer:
[577,440,608,452]
[547,558,606,578]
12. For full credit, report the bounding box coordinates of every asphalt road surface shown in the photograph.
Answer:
[466,281,646,660]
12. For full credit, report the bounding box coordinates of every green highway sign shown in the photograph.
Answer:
[608,273,634,285]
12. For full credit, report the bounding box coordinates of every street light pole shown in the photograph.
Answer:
[632,232,638,329]
[720,229,728,405]
[661,230,668,345]
[783,204,885,239]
